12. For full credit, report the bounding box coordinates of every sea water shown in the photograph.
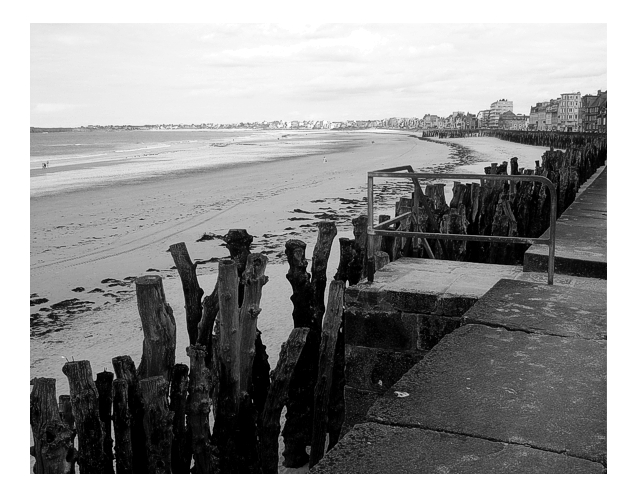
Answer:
[30,129,357,197]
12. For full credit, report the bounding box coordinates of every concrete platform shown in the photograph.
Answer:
[366,325,607,466]
[312,422,605,474]
[524,166,607,279]
[347,258,525,316]
[462,278,607,340]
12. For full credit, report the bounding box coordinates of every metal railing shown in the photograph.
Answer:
[366,166,557,284]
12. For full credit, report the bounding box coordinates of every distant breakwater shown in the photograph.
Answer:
[420,128,607,150]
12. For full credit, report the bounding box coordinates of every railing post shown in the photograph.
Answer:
[547,180,557,285]
[367,174,375,283]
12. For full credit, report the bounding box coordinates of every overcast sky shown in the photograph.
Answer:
[30,23,607,127]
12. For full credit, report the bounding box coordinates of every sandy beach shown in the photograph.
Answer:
[29,130,556,474]
[30,132,554,386]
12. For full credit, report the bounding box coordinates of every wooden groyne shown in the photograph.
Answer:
[376,138,606,266]
[30,222,359,473]
[483,130,607,150]
[420,128,607,151]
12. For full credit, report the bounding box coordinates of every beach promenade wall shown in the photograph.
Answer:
[341,134,607,434]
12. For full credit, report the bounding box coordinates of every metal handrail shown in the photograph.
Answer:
[366,167,557,284]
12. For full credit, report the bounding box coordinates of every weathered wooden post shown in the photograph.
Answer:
[186,344,216,474]
[30,378,75,474]
[259,327,309,474]
[62,360,109,474]
[334,238,355,283]
[140,376,174,474]
[282,221,337,468]
[169,363,191,474]
[374,251,390,271]
[350,214,368,282]
[213,253,269,473]
[309,280,345,469]
[112,355,146,473]
[95,370,114,473]
[169,242,204,345]
[195,229,270,411]
[136,275,176,383]
[58,394,77,474]
[112,379,134,474]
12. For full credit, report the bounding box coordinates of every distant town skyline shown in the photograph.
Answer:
[30,23,607,127]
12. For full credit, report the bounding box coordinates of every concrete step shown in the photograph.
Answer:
[462,278,606,340]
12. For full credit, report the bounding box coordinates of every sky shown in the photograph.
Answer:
[30,23,606,127]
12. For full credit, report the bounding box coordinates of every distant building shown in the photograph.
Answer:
[579,90,607,133]
[528,102,548,131]
[489,99,513,128]
[499,111,528,130]
[477,110,490,129]
[545,99,560,131]
[557,92,581,132]
[529,98,560,131]
[423,114,440,129]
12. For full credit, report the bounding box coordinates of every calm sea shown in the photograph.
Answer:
[30,130,357,197]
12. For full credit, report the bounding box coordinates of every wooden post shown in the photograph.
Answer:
[285,240,313,329]
[169,363,191,474]
[224,229,254,304]
[282,227,336,468]
[326,327,346,451]
[197,285,219,369]
[310,221,337,338]
[251,330,270,423]
[394,198,413,259]
[30,378,74,474]
[217,259,241,412]
[510,157,519,176]
[334,238,355,283]
[213,256,266,473]
[140,376,174,474]
[186,345,216,473]
[374,251,390,271]
[58,394,77,474]
[136,275,177,383]
[169,242,204,345]
[259,327,309,474]
[95,370,114,473]
[309,280,345,468]
[62,360,109,474]
[112,355,146,473]
[349,215,368,283]
[238,253,269,397]
[112,379,134,474]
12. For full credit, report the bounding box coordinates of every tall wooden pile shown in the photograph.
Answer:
[382,138,606,266]
[31,224,349,473]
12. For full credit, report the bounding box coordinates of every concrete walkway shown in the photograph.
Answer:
[524,166,607,279]
[312,166,607,474]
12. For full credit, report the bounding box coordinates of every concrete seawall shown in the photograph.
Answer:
[314,167,607,474]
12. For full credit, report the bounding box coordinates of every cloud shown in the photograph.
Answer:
[34,103,84,113]
[203,27,387,66]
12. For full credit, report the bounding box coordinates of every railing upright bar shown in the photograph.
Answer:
[367,175,375,283]
[547,181,557,285]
